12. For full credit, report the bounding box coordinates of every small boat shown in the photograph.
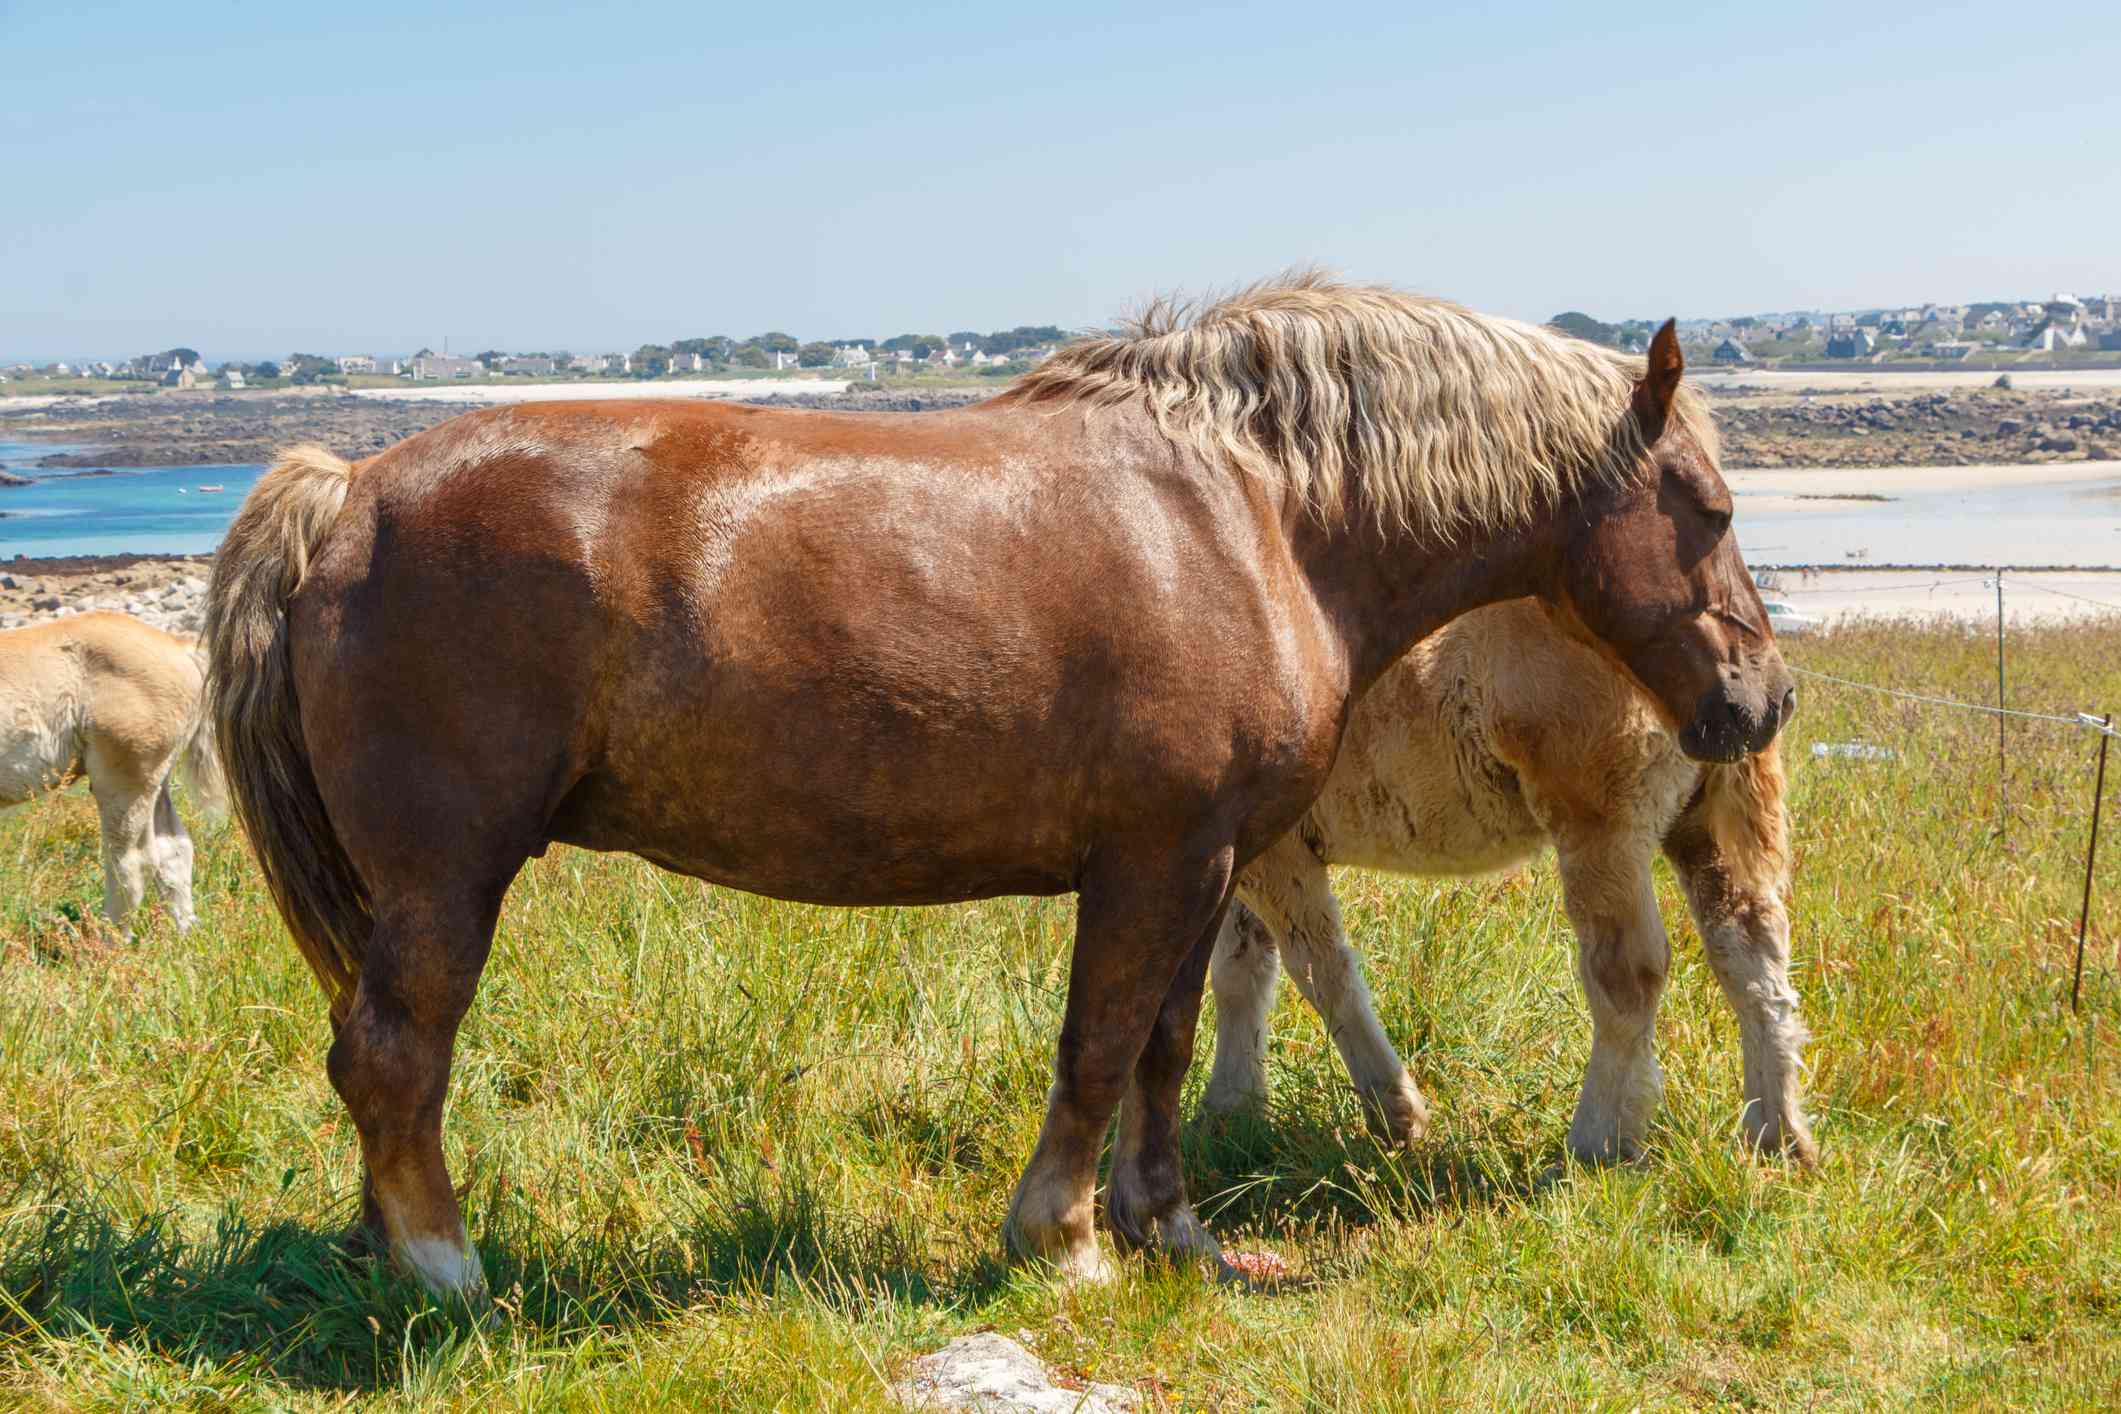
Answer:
[196,484,225,493]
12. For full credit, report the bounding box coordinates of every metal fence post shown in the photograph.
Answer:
[2072,714,2113,1013]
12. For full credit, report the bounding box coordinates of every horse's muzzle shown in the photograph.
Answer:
[1680,680,1796,763]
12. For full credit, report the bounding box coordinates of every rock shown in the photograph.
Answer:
[1994,374,2014,389]
[0,468,30,487]
[2039,433,2079,453]
[893,1334,1137,1413]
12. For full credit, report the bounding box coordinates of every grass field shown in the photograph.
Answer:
[4,618,2120,1409]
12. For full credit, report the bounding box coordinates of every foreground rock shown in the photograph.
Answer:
[0,556,211,636]
[893,1334,1137,1413]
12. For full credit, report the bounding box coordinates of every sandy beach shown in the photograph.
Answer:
[1758,568,2121,623]
[1730,461,2121,570]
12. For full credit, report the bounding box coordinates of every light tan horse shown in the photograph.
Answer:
[0,612,226,932]
[1203,597,1814,1165]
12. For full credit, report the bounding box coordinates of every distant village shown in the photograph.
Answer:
[0,326,1073,390]
[1677,292,2121,367]
[7,293,2121,389]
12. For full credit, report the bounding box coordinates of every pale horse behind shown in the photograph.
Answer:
[0,611,227,932]
[1203,597,1815,1164]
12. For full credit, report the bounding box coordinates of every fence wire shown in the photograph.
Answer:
[1788,666,2120,738]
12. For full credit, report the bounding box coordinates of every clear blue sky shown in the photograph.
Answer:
[4,0,2117,361]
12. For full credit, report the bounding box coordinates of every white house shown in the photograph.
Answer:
[337,354,378,374]
[2021,321,2088,352]
[411,354,483,379]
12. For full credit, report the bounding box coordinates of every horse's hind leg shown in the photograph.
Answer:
[1201,906,1281,1119]
[85,741,157,933]
[148,775,196,932]
[1110,903,1228,1267]
[1225,836,1429,1144]
[327,883,509,1298]
[1662,815,1816,1164]
[1555,839,1669,1163]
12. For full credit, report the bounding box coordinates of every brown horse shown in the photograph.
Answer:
[205,275,1792,1297]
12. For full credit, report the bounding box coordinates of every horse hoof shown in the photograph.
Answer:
[1002,1213,1115,1285]
[1744,1117,1820,1168]
[1361,1082,1432,1147]
[1365,1093,1433,1153]
[1197,1083,1267,1124]
[394,1234,489,1302]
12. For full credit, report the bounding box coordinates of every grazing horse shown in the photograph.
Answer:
[0,612,226,932]
[204,275,1793,1298]
[1201,598,1815,1165]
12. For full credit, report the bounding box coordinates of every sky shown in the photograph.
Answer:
[4,0,2118,362]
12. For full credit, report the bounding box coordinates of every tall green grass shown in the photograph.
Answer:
[4,617,2119,1409]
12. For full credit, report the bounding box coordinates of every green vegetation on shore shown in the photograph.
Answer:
[3,618,2120,1408]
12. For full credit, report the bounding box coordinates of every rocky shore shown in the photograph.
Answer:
[1,392,482,468]
[0,387,991,471]
[1713,387,2121,468]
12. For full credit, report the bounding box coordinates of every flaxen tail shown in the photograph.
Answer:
[176,690,230,823]
[203,445,368,1023]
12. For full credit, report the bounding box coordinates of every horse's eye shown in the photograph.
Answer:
[1704,507,1732,536]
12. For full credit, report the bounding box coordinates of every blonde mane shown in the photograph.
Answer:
[1008,271,1715,539]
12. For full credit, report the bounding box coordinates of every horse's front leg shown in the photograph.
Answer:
[1556,840,1669,1163]
[149,775,197,933]
[1003,845,1233,1281]
[1662,823,1816,1164]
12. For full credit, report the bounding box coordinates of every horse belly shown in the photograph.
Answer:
[1315,778,1545,880]
[0,705,78,804]
[550,669,1101,906]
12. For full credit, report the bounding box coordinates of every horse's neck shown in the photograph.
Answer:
[1297,511,1559,697]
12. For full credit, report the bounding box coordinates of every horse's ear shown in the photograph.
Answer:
[1635,318,1683,437]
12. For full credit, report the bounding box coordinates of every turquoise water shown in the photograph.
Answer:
[0,442,265,557]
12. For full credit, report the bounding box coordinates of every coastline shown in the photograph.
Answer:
[5,388,2118,632]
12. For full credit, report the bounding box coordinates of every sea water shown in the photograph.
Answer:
[0,442,265,558]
